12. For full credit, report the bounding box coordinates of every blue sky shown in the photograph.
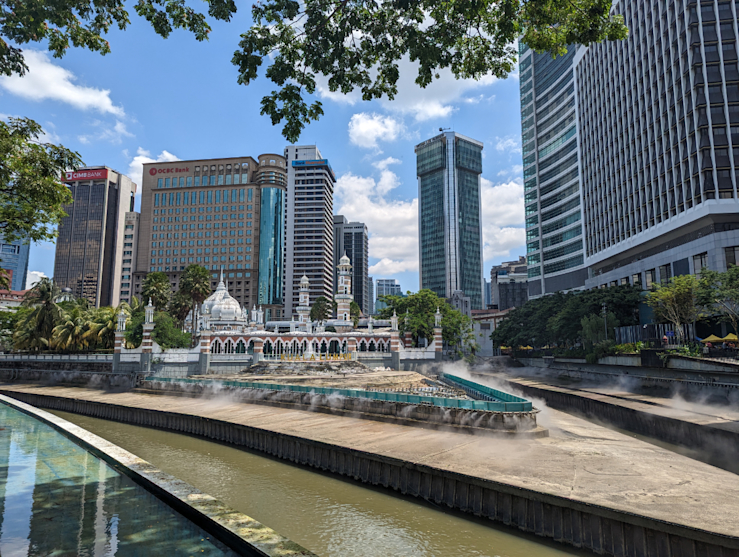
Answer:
[0,13,525,293]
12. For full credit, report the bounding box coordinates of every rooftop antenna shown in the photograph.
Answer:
[439,127,451,132]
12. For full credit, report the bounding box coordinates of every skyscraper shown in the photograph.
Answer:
[576,0,739,287]
[375,278,402,312]
[522,1,739,294]
[132,155,287,319]
[283,145,336,318]
[54,167,136,307]
[333,215,369,314]
[368,275,374,315]
[415,131,484,309]
[0,235,30,291]
[519,45,587,298]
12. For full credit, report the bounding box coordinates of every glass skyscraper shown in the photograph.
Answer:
[258,186,284,308]
[415,132,484,309]
[0,235,30,291]
[522,0,739,295]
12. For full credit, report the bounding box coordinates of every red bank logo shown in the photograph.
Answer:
[64,169,108,181]
[148,166,191,176]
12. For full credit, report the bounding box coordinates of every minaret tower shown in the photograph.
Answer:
[335,253,353,329]
[296,275,311,325]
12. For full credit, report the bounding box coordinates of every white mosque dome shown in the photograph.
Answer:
[201,271,242,321]
[339,253,351,266]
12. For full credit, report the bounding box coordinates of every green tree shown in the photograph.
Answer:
[1,1,626,142]
[179,264,211,333]
[0,306,29,350]
[141,272,171,312]
[580,312,619,348]
[377,289,475,356]
[51,304,92,352]
[124,311,190,350]
[698,266,739,336]
[310,296,332,322]
[350,300,361,328]
[14,277,62,350]
[646,274,703,344]
[168,290,193,329]
[86,303,130,350]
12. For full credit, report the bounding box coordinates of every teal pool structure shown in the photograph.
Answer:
[0,400,236,556]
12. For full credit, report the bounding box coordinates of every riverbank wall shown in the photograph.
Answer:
[2,386,737,557]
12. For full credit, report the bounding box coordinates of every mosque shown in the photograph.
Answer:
[118,255,442,370]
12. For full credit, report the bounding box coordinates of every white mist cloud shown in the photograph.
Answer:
[348,113,405,150]
[25,270,48,289]
[127,147,180,190]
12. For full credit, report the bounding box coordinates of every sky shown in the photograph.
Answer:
[1,11,525,293]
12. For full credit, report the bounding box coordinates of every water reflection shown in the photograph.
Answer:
[0,402,235,556]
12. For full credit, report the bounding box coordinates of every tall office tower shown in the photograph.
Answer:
[575,0,739,288]
[119,212,139,305]
[0,235,30,291]
[54,167,136,307]
[333,215,370,314]
[375,278,402,312]
[133,155,287,319]
[490,256,529,310]
[283,145,336,318]
[368,276,374,315]
[415,131,484,309]
[519,44,587,298]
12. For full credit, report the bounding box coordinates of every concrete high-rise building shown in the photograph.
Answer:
[375,278,402,312]
[54,167,136,307]
[132,155,287,319]
[119,212,139,305]
[519,45,586,298]
[415,131,484,309]
[491,256,528,310]
[577,0,739,288]
[283,145,336,318]
[522,1,739,295]
[0,235,29,291]
[368,276,374,315]
[333,215,369,314]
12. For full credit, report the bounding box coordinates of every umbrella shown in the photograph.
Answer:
[722,333,738,341]
[701,334,723,343]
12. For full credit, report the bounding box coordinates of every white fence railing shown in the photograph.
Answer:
[210,354,253,362]
[0,353,113,362]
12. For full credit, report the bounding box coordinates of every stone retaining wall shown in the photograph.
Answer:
[0,368,138,388]
[5,390,737,557]
[140,380,542,435]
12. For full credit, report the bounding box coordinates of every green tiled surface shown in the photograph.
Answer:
[0,401,236,556]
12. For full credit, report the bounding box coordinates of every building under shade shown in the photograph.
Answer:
[415,131,484,309]
[0,234,30,291]
[132,155,287,320]
[54,167,136,307]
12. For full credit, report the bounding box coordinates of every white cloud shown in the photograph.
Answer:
[78,119,134,145]
[480,177,526,261]
[335,170,418,275]
[372,157,401,171]
[495,136,521,154]
[0,50,124,116]
[127,147,180,189]
[348,113,405,150]
[26,271,47,290]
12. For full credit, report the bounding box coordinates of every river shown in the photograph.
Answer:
[49,409,583,557]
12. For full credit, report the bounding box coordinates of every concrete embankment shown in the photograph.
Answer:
[0,393,315,556]
[472,370,739,471]
[1,383,738,557]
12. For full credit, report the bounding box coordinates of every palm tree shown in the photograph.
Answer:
[86,303,130,350]
[179,264,211,334]
[14,277,62,350]
[141,271,171,311]
[168,290,192,329]
[52,304,91,352]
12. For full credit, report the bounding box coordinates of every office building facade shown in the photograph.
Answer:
[283,145,336,318]
[490,256,529,310]
[368,276,374,315]
[133,155,287,319]
[0,235,30,291]
[54,167,135,307]
[375,278,402,313]
[519,44,587,298]
[333,215,370,315]
[577,0,739,288]
[119,212,139,305]
[415,131,484,309]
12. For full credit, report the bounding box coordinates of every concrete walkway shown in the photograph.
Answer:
[1,382,738,543]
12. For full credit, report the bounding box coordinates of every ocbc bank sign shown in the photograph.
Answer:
[148,166,191,176]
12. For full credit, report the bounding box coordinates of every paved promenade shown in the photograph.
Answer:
[1,383,738,544]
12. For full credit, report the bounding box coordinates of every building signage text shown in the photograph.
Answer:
[64,169,108,182]
[148,166,191,176]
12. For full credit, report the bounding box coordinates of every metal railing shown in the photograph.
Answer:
[0,353,113,361]
[144,375,534,412]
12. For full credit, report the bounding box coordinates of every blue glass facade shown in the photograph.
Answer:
[257,187,284,306]
[416,132,484,309]
[0,235,30,290]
